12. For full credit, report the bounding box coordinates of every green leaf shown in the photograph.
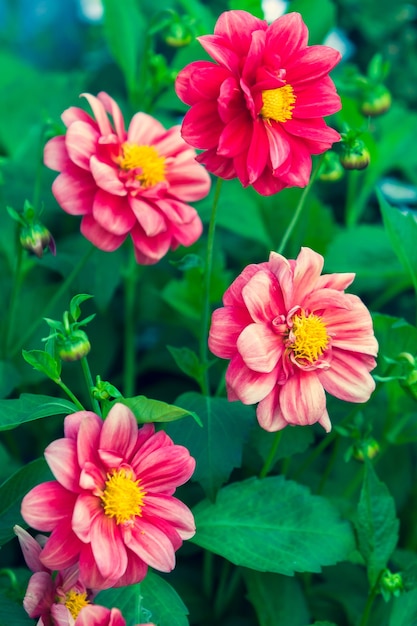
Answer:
[167,346,205,388]
[0,592,33,625]
[102,0,146,94]
[250,424,314,470]
[288,0,336,43]
[96,572,189,626]
[355,462,399,586]
[372,314,417,376]
[165,393,256,500]
[0,361,20,399]
[22,349,61,382]
[69,293,93,322]
[192,476,355,574]
[0,394,77,431]
[107,395,201,426]
[0,458,53,545]
[389,588,417,626]
[243,570,309,626]
[379,191,417,295]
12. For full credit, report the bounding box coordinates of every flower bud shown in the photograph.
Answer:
[92,376,123,400]
[318,151,345,182]
[19,222,56,258]
[360,85,392,117]
[380,569,404,601]
[164,21,193,47]
[352,438,380,462]
[56,330,91,362]
[340,139,370,171]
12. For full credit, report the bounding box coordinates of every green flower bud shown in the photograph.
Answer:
[56,330,91,362]
[352,438,380,462]
[380,569,404,601]
[19,222,56,258]
[92,376,123,400]
[360,85,392,117]
[164,21,193,47]
[318,151,345,182]
[340,139,371,171]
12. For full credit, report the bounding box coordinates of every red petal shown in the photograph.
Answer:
[80,214,127,251]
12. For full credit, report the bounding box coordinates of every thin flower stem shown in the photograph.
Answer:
[276,156,323,255]
[203,550,214,600]
[358,572,383,626]
[123,246,140,398]
[213,559,231,619]
[11,245,96,357]
[56,379,85,411]
[259,430,283,478]
[4,239,24,357]
[345,169,360,227]
[80,356,101,416]
[0,568,18,589]
[199,178,223,396]
[317,435,340,494]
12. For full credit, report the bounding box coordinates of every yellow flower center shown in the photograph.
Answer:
[118,143,166,188]
[64,590,89,619]
[100,468,146,524]
[291,312,329,363]
[260,84,296,123]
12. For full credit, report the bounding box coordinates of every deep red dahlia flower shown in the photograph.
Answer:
[44,92,211,264]
[209,248,378,432]
[175,11,341,195]
[21,404,195,590]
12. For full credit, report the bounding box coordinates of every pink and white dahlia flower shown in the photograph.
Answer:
[44,92,211,264]
[208,247,378,432]
[175,10,341,195]
[14,525,93,626]
[21,403,196,589]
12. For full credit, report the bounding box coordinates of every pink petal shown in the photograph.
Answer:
[113,549,148,587]
[256,386,289,432]
[197,34,241,73]
[217,113,252,158]
[242,269,284,323]
[99,403,139,461]
[64,410,100,440]
[89,156,126,196]
[315,272,356,291]
[90,515,128,580]
[97,91,126,141]
[133,445,195,493]
[290,247,324,306]
[237,323,283,373]
[74,412,103,467]
[246,118,269,184]
[252,167,288,195]
[126,519,176,572]
[265,12,308,62]
[181,101,224,150]
[129,197,166,236]
[286,46,341,87]
[14,526,45,572]
[302,287,352,313]
[130,223,171,264]
[72,493,102,543]
[79,460,107,491]
[81,93,113,136]
[62,106,95,127]
[284,118,340,146]
[92,190,135,235]
[21,482,77,531]
[279,371,327,427]
[52,167,97,215]
[213,10,267,55]
[264,123,291,170]
[209,306,252,359]
[165,150,212,201]
[50,603,73,626]
[168,211,203,247]
[143,494,195,539]
[223,264,264,307]
[175,61,229,106]
[127,112,166,145]
[226,353,278,404]
[294,77,341,118]
[318,350,376,403]
[196,148,237,180]
[40,520,82,570]
[44,439,79,492]
[44,135,70,171]
[65,121,100,170]
[80,214,127,251]
[78,544,120,589]
[23,571,55,618]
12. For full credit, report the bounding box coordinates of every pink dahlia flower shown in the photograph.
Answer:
[75,606,126,626]
[175,10,341,195]
[208,247,378,432]
[44,92,211,264]
[14,525,93,626]
[21,403,196,590]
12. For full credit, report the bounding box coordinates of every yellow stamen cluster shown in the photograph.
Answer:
[291,312,329,363]
[100,468,146,524]
[64,590,89,619]
[260,84,296,123]
[118,143,166,188]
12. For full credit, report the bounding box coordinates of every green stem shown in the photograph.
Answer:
[0,569,18,589]
[123,247,140,398]
[11,245,96,357]
[292,430,337,481]
[203,550,214,600]
[345,169,360,227]
[358,572,383,626]
[276,156,323,255]
[80,356,101,416]
[317,436,340,494]
[213,559,231,619]
[4,238,24,357]
[259,430,283,478]
[199,178,223,396]
[56,378,85,411]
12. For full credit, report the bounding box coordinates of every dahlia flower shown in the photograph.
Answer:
[175,10,341,195]
[74,606,126,626]
[14,525,93,626]
[21,403,196,589]
[44,92,211,264]
[208,247,378,431]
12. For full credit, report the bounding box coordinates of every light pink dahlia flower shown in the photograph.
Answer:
[208,247,378,432]
[21,403,196,590]
[14,525,93,626]
[175,10,341,195]
[44,92,211,264]
[75,606,127,626]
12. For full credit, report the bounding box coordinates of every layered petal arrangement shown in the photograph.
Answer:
[209,247,378,431]
[14,525,93,625]
[176,10,341,195]
[21,404,196,589]
[44,92,211,264]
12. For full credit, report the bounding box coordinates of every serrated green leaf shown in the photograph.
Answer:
[95,572,189,626]
[243,570,309,626]
[192,476,355,574]
[379,191,417,295]
[165,392,256,500]
[167,345,205,387]
[107,396,201,426]
[22,349,61,381]
[355,462,399,586]
[0,394,76,431]
[0,458,52,545]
